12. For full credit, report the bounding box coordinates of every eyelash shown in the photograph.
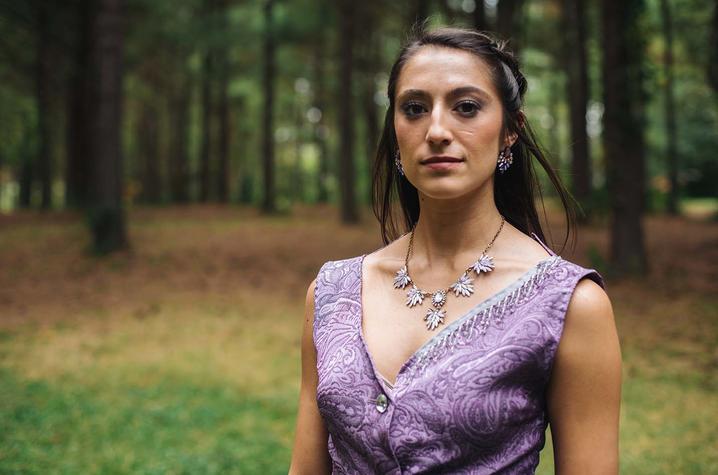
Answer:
[401,100,482,118]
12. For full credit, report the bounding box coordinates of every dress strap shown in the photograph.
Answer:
[530,232,556,256]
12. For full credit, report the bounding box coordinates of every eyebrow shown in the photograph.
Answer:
[396,86,491,103]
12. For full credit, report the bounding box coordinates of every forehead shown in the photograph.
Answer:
[395,45,497,99]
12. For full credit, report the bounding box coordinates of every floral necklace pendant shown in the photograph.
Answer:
[394,253,497,331]
[393,216,505,331]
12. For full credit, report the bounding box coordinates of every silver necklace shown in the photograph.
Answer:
[393,216,506,331]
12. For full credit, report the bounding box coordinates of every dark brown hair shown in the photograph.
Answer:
[371,26,576,252]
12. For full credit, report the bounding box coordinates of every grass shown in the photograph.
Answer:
[1,205,716,473]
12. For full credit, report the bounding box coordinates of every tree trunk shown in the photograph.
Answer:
[87,0,128,254]
[169,75,190,202]
[261,0,276,213]
[36,1,53,210]
[562,0,592,220]
[660,0,679,215]
[409,0,431,30]
[199,50,213,202]
[18,152,33,208]
[217,59,230,203]
[216,0,230,203]
[338,0,358,223]
[65,0,93,208]
[497,0,525,51]
[601,0,647,275]
[292,99,304,202]
[473,0,487,31]
[708,1,718,95]
[138,103,161,203]
[312,14,329,203]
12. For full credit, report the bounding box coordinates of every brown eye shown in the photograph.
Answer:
[401,102,426,118]
[455,101,480,116]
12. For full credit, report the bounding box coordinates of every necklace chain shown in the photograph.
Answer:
[394,216,506,331]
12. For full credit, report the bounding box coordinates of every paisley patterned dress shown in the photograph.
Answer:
[312,243,604,474]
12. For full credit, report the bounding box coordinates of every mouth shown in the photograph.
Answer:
[420,156,465,165]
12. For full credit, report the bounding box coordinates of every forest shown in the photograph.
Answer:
[0,0,717,473]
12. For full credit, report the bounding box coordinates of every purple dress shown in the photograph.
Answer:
[312,244,604,474]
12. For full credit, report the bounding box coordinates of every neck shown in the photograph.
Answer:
[410,186,504,271]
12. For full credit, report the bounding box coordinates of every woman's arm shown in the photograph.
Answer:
[288,279,332,475]
[547,278,622,475]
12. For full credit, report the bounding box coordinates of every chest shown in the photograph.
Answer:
[360,261,551,387]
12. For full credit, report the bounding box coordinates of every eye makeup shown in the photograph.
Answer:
[398,98,483,119]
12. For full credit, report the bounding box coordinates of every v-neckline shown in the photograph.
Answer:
[356,251,560,393]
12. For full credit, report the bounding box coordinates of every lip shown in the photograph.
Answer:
[420,155,464,171]
[420,155,464,165]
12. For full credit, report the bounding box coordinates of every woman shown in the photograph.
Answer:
[290,27,621,474]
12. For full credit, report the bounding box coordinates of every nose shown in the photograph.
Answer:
[425,106,453,146]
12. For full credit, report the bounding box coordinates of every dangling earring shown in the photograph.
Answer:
[497,146,513,173]
[394,149,405,176]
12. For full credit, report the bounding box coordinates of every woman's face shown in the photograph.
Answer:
[393,45,515,200]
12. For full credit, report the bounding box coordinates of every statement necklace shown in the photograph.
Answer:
[393,216,506,331]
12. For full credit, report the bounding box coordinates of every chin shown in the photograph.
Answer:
[415,181,475,200]
[411,175,492,202]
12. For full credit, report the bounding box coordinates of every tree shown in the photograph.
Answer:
[562,0,592,220]
[337,0,359,223]
[311,20,330,203]
[217,20,231,204]
[199,38,214,202]
[65,0,93,209]
[708,1,718,95]
[473,0,487,31]
[168,58,191,203]
[601,0,647,275]
[35,0,53,209]
[261,0,276,213]
[497,0,526,51]
[660,0,679,215]
[87,0,128,254]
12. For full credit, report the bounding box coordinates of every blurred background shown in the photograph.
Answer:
[0,0,716,473]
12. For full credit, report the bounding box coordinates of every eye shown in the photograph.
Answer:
[401,101,426,118]
[455,100,481,116]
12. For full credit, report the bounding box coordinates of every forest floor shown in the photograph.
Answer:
[0,204,716,474]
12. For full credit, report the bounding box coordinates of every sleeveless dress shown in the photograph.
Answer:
[312,241,604,474]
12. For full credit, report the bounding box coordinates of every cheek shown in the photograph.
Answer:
[394,117,419,145]
[457,115,503,151]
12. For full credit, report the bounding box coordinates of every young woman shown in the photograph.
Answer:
[289,27,621,474]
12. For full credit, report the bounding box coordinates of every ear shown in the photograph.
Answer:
[503,111,525,149]
[503,131,519,149]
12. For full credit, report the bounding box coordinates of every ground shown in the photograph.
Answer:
[0,204,716,474]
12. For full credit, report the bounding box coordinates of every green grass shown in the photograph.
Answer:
[2,297,716,474]
[0,369,294,475]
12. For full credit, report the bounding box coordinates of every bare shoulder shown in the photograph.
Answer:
[304,278,317,323]
[554,277,620,372]
[565,278,615,336]
[547,275,621,472]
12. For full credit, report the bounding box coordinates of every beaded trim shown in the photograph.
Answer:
[408,255,561,375]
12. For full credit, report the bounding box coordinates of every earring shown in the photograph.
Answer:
[394,149,405,176]
[497,147,513,173]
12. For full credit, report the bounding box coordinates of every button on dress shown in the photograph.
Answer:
[312,248,604,474]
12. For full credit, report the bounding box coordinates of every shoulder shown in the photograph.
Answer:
[547,257,616,364]
[563,277,615,344]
